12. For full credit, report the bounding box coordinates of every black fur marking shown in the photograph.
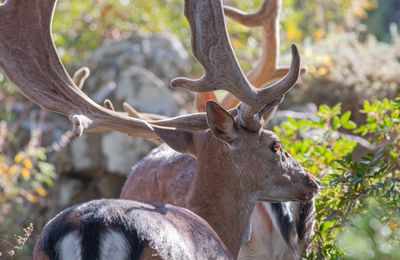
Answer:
[270,201,315,258]
[80,215,102,259]
[75,200,149,260]
[296,202,313,241]
[41,207,78,260]
[270,203,295,253]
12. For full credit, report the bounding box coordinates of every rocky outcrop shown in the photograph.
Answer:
[69,33,190,176]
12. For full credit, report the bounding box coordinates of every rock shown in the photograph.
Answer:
[69,33,190,176]
[88,33,189,87]
[115,66,181,116]
[70,134,104,173]
[101,132,156,176]
[57,177,84,207]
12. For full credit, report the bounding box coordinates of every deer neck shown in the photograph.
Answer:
[187,134,258,258]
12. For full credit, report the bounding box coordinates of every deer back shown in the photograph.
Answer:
[33,199,232,260]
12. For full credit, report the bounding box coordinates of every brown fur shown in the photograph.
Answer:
[65,212,81,226]
[138,247,161,260]
[122,119,319,259]
[121,144,317,259]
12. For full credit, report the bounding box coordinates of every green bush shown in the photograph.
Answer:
[274,97,399,259]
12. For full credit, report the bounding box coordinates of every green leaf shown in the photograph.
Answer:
[382,98,390,107]
[342,120,357,129]
[319,104,331,114]
[273,126,281,134]
[332,103,342,115]
[363,100,371,111]
[37,162,56,176]
[340,111,351,124]
[332,116,340,130]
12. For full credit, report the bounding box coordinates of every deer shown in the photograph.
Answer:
[33,199,232,259]
[0,0,319,259]
[121,1,315,259]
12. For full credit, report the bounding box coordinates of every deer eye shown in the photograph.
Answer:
[270,142,281,153]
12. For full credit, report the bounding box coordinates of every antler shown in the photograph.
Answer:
[0,0,208,140]
[173,0,300,131]
[196,0,306,111]
[224,0,291,85]
[0,0,299,136]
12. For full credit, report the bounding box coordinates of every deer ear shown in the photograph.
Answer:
[152,125,195,155]
[206,101,238,144]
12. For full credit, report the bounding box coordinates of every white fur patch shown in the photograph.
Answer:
[58,231,82,260]
[99,230,130,260]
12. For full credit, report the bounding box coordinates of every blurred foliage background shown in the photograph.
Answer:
[0,0,399,259]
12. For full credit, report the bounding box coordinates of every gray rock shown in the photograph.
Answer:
[69,33,190,176]
[88,33,189,87]
[101,132,156,176]
[115,66,180,116]
[70,134,104,173]
[58,178,84,207]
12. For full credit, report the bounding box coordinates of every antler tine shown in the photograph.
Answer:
[173,0,300,131]
[223,0,276,27]
[122,102,168,121]
[0,0,210,140]
[72,67,90,89]
[221,0,306,109]
[237,44,300,130]
[255,44,300,103]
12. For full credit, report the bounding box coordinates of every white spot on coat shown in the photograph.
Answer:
[58,232,82,260]
[100,230,130,260]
